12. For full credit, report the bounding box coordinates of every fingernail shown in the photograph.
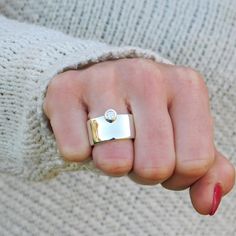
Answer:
[209,183,223,216]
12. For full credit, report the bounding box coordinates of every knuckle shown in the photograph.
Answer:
[94,144,133,175]
[96,159,132,175]
[48,71,78,93]
[92,64,121,96]
[127,62,165,97]
[141,63,164,84]
[178,67,208,94]
[135,165,173,182]
[177,156,214,177]
[45,71,80,116]
[61,145,91,162]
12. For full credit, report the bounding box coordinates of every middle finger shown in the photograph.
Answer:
[127,71,175,184]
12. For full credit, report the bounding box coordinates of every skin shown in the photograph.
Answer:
[43,58,235,215]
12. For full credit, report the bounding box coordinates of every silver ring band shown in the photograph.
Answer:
[87,109,135,146]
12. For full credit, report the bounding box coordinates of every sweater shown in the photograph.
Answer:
[0,0,235,235]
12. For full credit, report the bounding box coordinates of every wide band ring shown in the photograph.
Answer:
[87,109,135,146]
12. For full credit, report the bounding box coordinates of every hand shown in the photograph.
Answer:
[43,58,235,215]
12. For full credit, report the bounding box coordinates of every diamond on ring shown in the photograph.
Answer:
[104,109,117,123]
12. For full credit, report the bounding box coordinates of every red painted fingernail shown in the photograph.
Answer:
[209,183,223,216]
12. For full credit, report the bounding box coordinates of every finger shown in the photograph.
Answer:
[86,86,134,177]
[44,74,92,162]
[127,68,175,184]
[162,67,215,190]
[189,148,235,215]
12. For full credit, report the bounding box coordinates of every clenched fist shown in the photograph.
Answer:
[43,58,235,215]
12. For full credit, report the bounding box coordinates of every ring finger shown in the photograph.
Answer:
[83,71,134,176]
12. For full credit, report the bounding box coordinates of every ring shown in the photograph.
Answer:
[87,108,135,146]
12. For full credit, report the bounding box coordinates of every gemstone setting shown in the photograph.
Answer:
[104,109,117,123]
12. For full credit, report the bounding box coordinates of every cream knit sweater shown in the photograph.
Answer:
[0,0,235,235]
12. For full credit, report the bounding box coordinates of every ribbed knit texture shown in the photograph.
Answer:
[0,16,171,180]
[0,0,235,235]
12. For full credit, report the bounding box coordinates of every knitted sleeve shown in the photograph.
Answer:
[0,15,172,181]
